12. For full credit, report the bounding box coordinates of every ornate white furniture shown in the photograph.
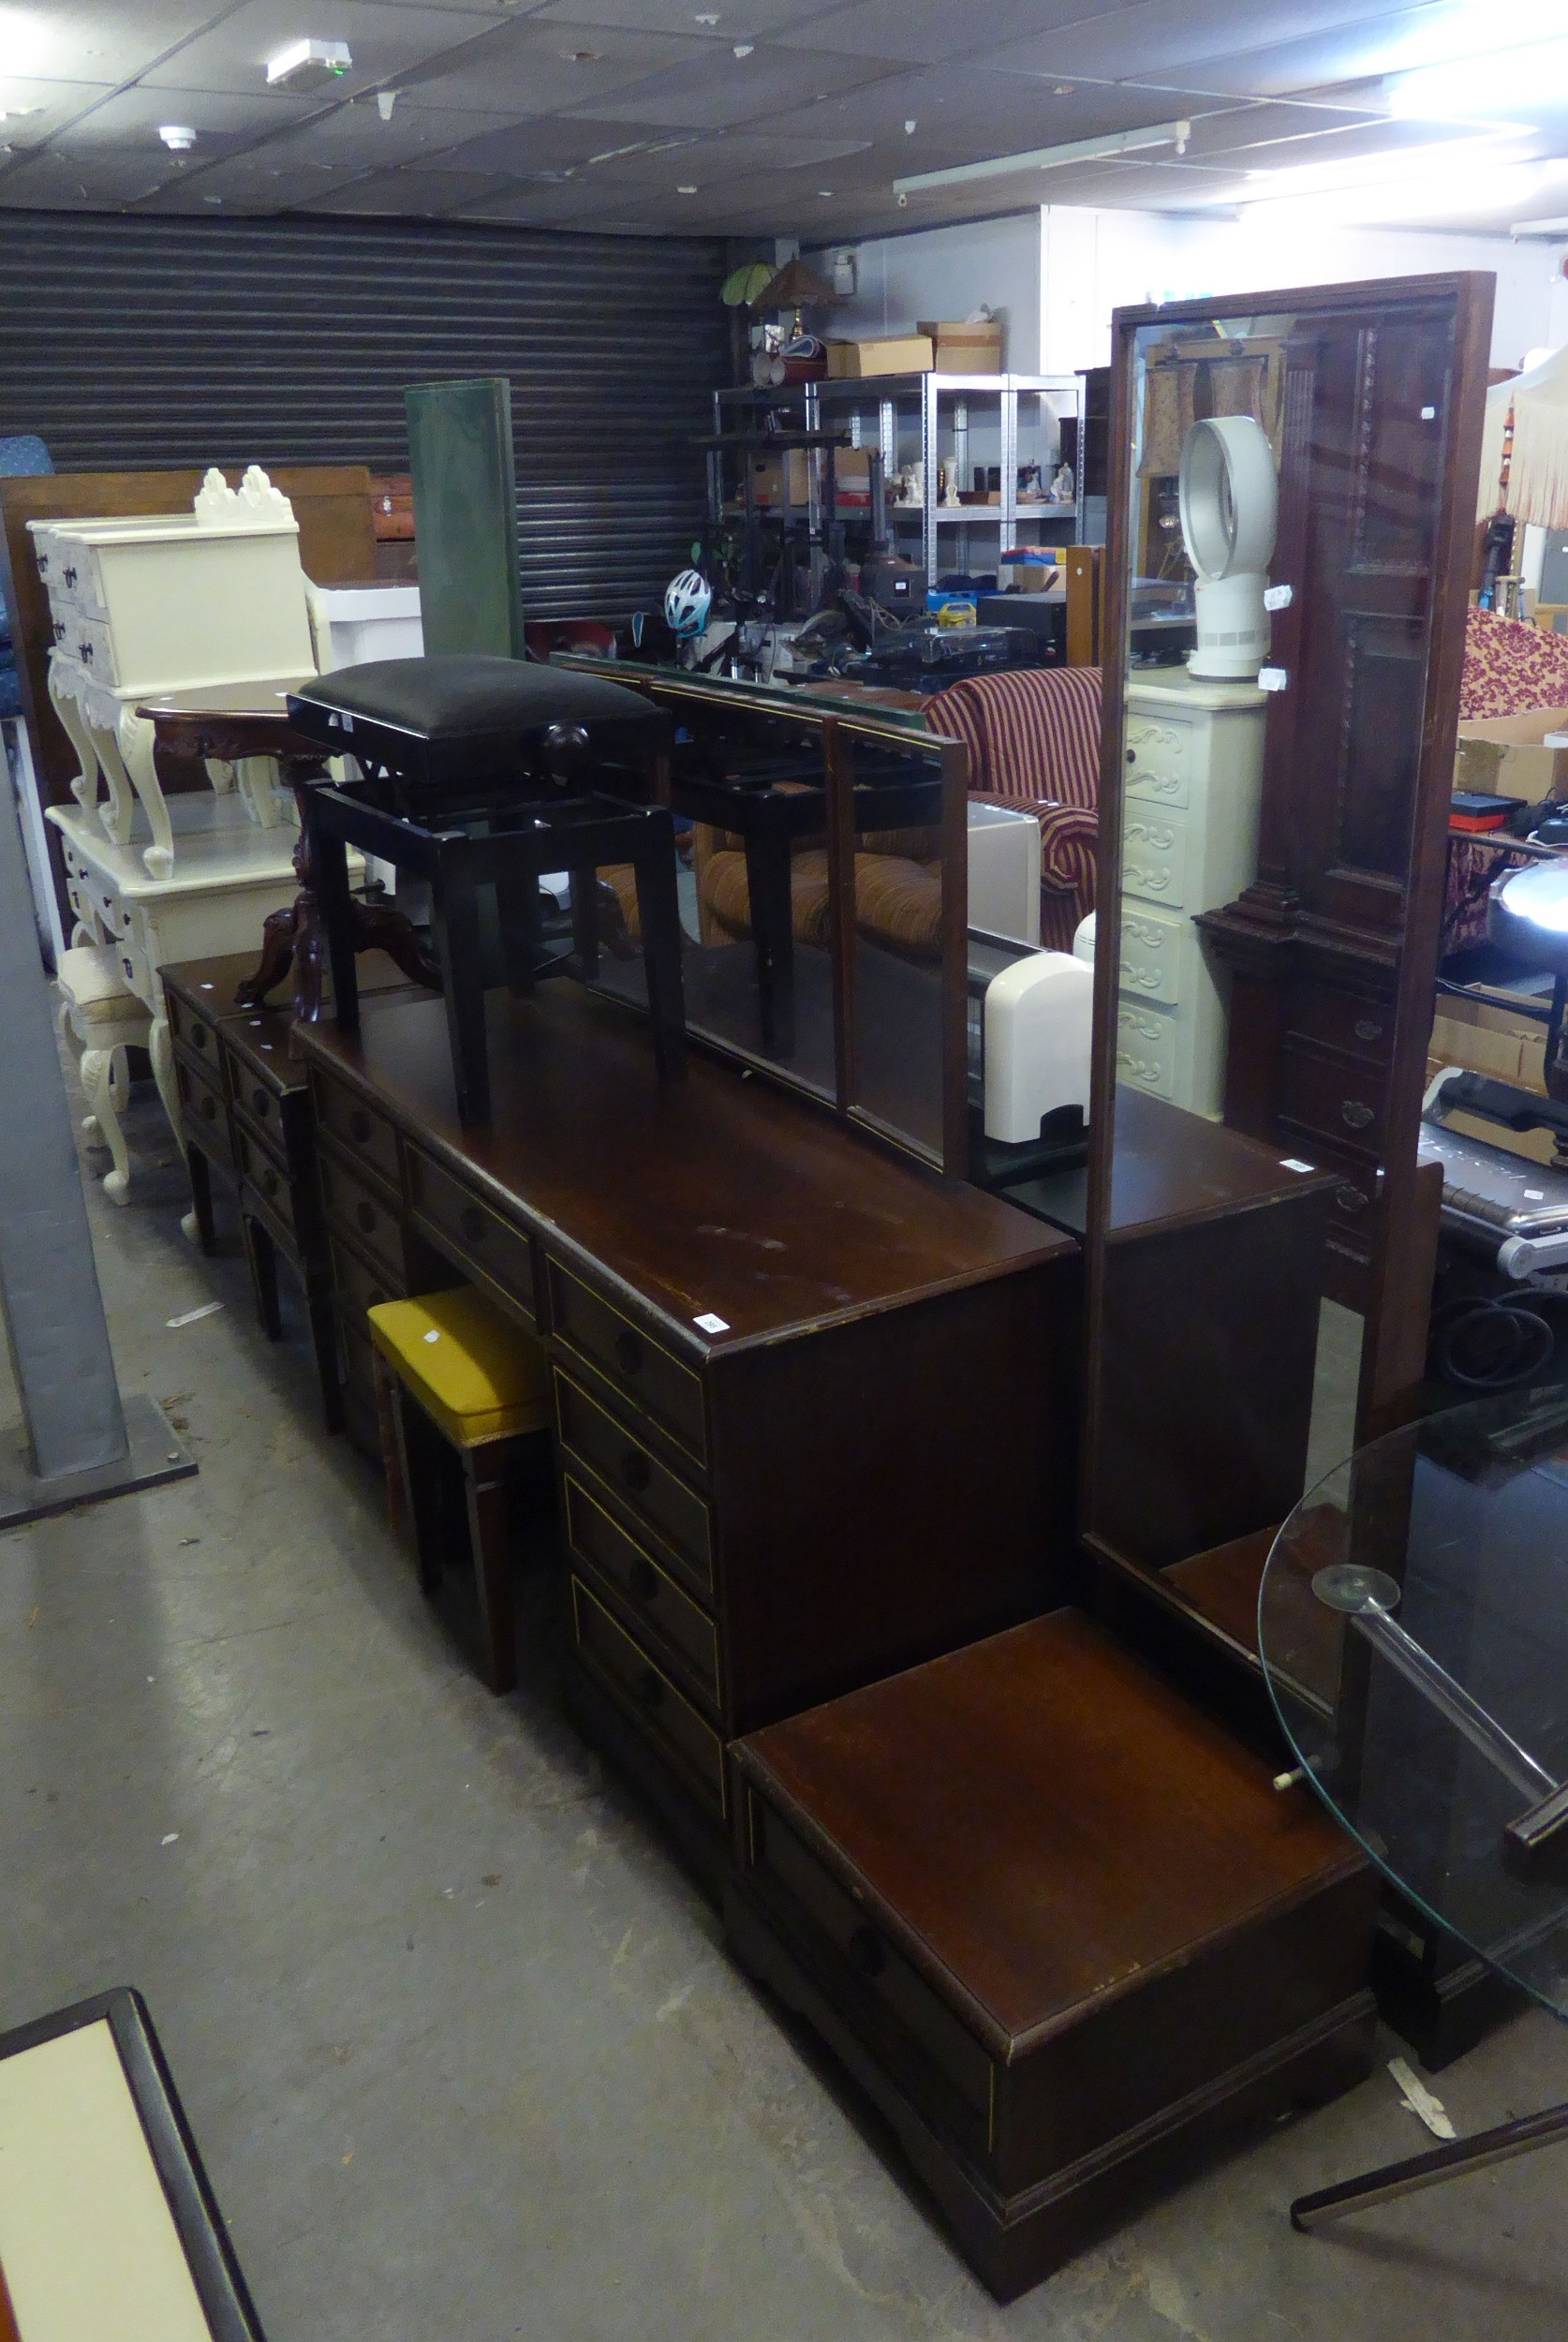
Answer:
[30,468,316,877]
[54,943,154,1204]
[48,795,352,1196]
[1116,670,1267,1117]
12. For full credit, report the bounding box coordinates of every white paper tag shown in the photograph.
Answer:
[1263,583,1294,612]
[693,1312,730,1335]
[1280,1158,1316,1174]
[1258,666,1289,692]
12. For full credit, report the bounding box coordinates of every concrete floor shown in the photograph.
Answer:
[4,1074,1568,2342]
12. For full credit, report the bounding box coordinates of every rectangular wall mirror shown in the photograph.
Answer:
[1082,273,1494,1670]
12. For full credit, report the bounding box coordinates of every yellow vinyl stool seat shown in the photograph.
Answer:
[368,1285,551,1445]
[366,1286,554,1692]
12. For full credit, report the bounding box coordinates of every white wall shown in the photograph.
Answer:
[811,213,1042,372]
[1040,205,1568,374]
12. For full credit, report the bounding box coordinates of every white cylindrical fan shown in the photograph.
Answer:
[1177,414,1278,680]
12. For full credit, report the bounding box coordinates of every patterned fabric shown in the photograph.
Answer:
[851,854,943,963]
[1458,608,1568,719]
[701,847,834,948]
[1443,834,1532,957]
[926,665,1102,946]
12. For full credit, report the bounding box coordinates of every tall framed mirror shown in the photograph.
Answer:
[1082,273,1494,1671]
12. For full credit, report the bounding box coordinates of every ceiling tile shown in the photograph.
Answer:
[50,85,318,155]
[245,94,537,170]
[773,0,1096,67]
[530,0,841,34]
[560,38,907,127]
[763,67,1226,163]
[0,3,227,84]
[139,1,507,97]
[985,0,1383,84]
[0,147,180,205]
[133,156,372,210]
[307,164,515,212]
[386,17,712,111]
[1102,11,1453,101]
[452,177,661,225]
[0,78,118,144]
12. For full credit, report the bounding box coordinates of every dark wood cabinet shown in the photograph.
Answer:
[298,979,1082,1876]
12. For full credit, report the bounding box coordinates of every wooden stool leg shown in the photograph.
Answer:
[243,1213,284,1340]
[371,1350,410,1534]
[464,1455,517,1695]
[182,1143,218,1254]
[306,1280,344,1434]
[631,819,688,1083]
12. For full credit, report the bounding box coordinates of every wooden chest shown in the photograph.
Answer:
[728,1609,1377,2297]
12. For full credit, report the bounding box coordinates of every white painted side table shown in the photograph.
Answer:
[47,797,360,1191]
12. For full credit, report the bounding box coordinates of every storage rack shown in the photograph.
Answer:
[709,373,1083,589]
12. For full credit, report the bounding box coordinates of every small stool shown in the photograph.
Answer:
[55,944,154,1204]
[368,1286,554,1692]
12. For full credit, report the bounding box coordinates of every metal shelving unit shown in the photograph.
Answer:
[711,373,1081,587]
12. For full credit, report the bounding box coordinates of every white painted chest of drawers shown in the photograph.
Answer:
[1116,670,1266,1118]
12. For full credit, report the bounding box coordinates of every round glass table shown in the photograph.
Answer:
[1259,1388,1568,2231]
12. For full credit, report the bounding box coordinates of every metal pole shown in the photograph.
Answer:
[0,761,127,1479]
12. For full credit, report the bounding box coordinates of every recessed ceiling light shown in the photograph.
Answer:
[817,188,833,197]
[266,37,352,91]
[733,43,754,58]
[694,10,719,20]
[677,184,699,193]
[158,125,197,151]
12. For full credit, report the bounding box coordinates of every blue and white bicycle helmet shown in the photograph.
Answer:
[664,568,712,639]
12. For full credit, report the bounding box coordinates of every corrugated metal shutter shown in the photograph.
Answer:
[0,209,727,618]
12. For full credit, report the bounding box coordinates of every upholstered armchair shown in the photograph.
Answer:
[925,666,1102,950]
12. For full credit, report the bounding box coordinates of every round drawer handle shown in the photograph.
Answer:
[348,1109,373,1144]
[459,1206,487,1244]
[355,1200,378,1235]
[192,1025,208,1050]
[628,1559,658,1604]
[614,1329,644,1375]
[847,1926,887,1980]
[262,1169,279,1199]
[200,1095,217,1122]
[633,1667,664,1711]
[618,1449,652,1494]
[1354,1017,1383,1044]
[1336,1183,1368,1215]
[1340,1099,1375,1131]
[1126,749,1137,764]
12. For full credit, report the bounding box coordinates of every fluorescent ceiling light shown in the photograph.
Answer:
[1512,213,1568,234]
[266,38,352,91]
[1244,156,1568,231]
[893,118,1191,198]
[1389,35,1568,125]
[1185,131,1534,210]
[0,9,56,78]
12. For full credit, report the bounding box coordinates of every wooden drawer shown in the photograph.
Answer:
[570,1578,726,1821]
[310,1070,401,1193]
[318,1143,405,1282]
[1285,985,1394,1067]
[407,1147,537,1324]
[555,1371,713,1588]
[564,1473,719,1710]
[175,1053,233,1171]
[1118,904,1184,1008]
[229,1064,291,1144]
[1116,999,1176,1100]
[69,615,117,685]
[234,1121,295,1238]
[242,1166,302,1273]
[1124,712,1191,808]
[165,988,221,1063]
[1279,1050,1387,1160]
[747,1792,994,2134]
[330,1234,406,1330]
[548,1261,706,1463]
[1121,809,1188,911]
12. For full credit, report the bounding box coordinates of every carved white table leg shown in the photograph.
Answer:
[91,718,138,846]
[49,664,103,818]
[79,1044,132,1203]
[205,756,239,797]
[117,707,175,878]
[150,1003,183,1159]
[236,755,283,828]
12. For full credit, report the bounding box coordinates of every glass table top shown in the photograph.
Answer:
[1258,1389,1568,2021]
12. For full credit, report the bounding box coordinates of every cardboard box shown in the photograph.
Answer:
[1454,705,1568,803]
[918,318,1004,373]
[1430,995,1547,1090]
[747,447,873,505]
[825,334,935,378]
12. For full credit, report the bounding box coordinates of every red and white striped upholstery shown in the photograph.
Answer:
[926,665,1102,950]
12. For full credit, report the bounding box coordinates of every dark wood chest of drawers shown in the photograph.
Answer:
[300,981,1082,1873]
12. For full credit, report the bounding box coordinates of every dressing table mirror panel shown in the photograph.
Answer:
[558,660,967,1173]
[1084,274,1494,1674]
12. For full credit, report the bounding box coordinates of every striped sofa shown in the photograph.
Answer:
[925,665,1102,950]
